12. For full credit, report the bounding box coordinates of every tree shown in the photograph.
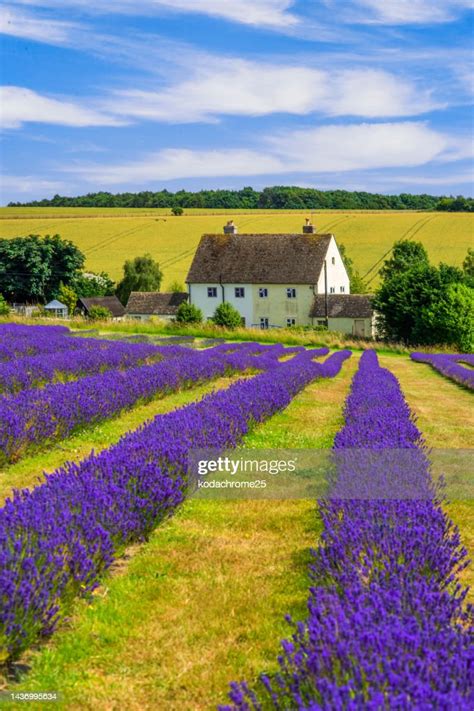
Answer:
[212,302,242,329]
[116,254,163,305]
[379,240,429,281]
[73,271,115,297]
[168,280,186,293]
[0,234,85,303]
[338,243,367,294]
[57,283,78,317]
[88,305,112,320]
[0,294,9,316]
[171,206,184,216]
[175,302,203,324]
[463,248,474,286]
[421,282,473,352]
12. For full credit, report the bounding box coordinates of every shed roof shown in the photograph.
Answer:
[310,294,374,319]
[186,233,333,284]
[77,296,125,318]
[45,299,67,310]
[126,292,188,315]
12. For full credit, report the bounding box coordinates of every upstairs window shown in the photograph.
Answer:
[235,287,245,298]
[340,286,345,293]
[259,287,268,298]
[207,287,217,298]
[286,288,297,299]
[332,257,336,265]
[330,287,336,294]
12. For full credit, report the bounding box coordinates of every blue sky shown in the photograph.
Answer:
[0,0,473,203]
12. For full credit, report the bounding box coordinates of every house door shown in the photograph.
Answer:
[354,319,365,337]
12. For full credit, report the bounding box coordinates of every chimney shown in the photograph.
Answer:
[224,220,238,235]
[303,218,315,234]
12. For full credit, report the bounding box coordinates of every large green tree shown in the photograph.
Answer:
[116,254,163,305]
[0,234,84,303]
[73,271,115,297]
[379,239,429,281]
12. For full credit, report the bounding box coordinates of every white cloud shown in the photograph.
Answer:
[0,5,78,43]
[0,175,64,202]
[0,86,124,129]
[64,121,465,186]
[352,0,472,24]
[9,0,299,28]
[268,122,451,171]
[104,61,438,123]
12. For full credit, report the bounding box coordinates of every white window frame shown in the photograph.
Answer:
[286,287,297,299]
[340,286,345,293]
[235,287,245,298]
[329,287,336,294]
[258,287,268,298]
[207,287,218,298]
[260,317,269,330]
[286,318,296,327]
[332,256,336,265]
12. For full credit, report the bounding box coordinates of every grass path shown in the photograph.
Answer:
[0,376,244,505]
[379,355,473,599]
[4,358,358,710]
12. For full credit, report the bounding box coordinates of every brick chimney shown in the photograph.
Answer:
[223,220,238,235]
[303,218,315,234]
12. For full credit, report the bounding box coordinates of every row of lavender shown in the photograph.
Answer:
[411,352,474,390]
[224,351,472,709]
[0,348,351,660]
[0,341,322,464]
[0,324,80,361]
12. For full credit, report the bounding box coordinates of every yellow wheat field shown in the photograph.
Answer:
[0,208,472,288]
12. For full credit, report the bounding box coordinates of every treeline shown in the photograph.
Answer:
[8,186,474,211]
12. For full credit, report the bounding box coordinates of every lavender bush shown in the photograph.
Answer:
[0,349,350,661]
[411,352,474,390]
[223,351,473,710]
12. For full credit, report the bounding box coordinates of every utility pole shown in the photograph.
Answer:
[324,259,329,327]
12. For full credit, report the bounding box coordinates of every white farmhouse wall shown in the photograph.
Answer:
[189,283,253,324]
[316,236,350,295]
[327,317,374,337]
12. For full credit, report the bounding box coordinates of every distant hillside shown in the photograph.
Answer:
[8,186,474,212]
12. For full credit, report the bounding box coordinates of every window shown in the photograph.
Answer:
[286,288,297,299]
[286,318,296,327]
[260,317,269,330]
[340,286,345,293]
[317,320,326,326]
[259,287,268,298]
[235,287,245,298]
[207,287,217,298]
[329,287,336,294]
[331,257,336,265]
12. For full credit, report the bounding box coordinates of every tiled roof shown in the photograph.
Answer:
[77,296,125,317]
[186,233,333,284]
[126,292,188,315]
[310,294,374,319]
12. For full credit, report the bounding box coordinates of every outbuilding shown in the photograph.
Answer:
[126,292,188,321]
[309,294,376,337]
[77,296,125,320]
[44,299,68,319]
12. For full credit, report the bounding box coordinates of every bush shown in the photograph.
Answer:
[212,302,242,330]
[175,302,203,324]
[88,305,112,321]
[0,294,9,316]
[171,206,184,216]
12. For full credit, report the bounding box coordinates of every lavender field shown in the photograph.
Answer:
[0,324,471,710]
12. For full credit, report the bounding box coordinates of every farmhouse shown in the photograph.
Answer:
[126,291,188,321]
[186,220,373,334]
[77,296,125,320]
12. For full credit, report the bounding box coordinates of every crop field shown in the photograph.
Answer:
[0,323,472,709]
[0,208,472,286]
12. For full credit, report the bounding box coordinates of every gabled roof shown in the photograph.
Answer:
[77,296,125,317]
[126,292,188,315]
[186,233,333,285]
[310,294,374,319]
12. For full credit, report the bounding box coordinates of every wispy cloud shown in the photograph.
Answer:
[349,0,472,24]
[0,174,65,201]
[8,0,299,28]
[0,86,124,129]
[0,5,79,43]
[104,61,439,123]
[64,121,466,185]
